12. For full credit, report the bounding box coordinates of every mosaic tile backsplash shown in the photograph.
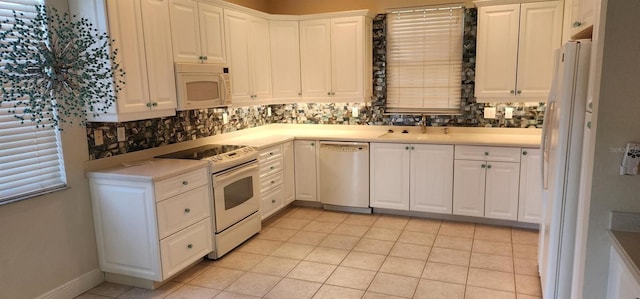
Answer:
[86,8,545,160]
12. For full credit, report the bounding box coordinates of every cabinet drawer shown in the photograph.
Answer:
[455,145,521,162]
[157,185,211,239]
[160,218,212,279]
[259,145,283,161]
[260,157,283,177]
[155,167,209,202]
[260,185,283,220]
[260,172,283,193]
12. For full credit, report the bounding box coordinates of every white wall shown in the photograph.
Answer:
[0,1,101,298]
[582,0,640,298]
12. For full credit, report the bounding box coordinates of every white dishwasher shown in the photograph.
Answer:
[319,141,371,213]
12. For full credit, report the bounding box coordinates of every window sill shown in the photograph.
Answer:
[0,185,70,206]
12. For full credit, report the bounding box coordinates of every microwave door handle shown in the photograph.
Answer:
[219,74,228,105]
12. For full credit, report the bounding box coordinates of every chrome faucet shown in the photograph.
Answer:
[421,114,427,134]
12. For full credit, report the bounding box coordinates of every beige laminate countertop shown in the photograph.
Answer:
[219,124,542,150]
[87,158,209,181]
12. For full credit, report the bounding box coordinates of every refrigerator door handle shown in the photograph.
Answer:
[542,101,556,190]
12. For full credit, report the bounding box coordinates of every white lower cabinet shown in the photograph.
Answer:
[607,246,640,299]
[453,146,521,221]
[258,142,295,219]
[294,140,319,202]
[518,148,543,223]
[370,143,454,213]
[87,161,212,284]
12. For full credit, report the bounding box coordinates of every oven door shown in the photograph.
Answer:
[211,160,260,232]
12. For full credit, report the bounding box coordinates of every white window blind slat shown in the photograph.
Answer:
[0,0,66,204]
[386,5,464,114]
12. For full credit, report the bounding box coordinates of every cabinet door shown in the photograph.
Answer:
[199,3,226,64]
[370,143,410,210]
[485,162,520,221]
[294,140,318,202]
[270,20,302,101]
[300,19,332,98]
[330,16,363,99]
[224,10,252,103]
[570,0,596,37]
[516,1,562,98]
[607,247,640,299]
[410,144,454,214]
[283,141,296,205]
[475,4,520,99]
[168,0,201,63]
[140,0,177,111]
[249,16,272,103]
[519,148,542,223]
[106,0,151,114]
[453,160,486,217]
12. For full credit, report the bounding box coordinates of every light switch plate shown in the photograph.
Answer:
[484,107,496,119]
[505,107,513,119]
[352,107,359,118]
[222,113,228,124]
[267,107,272,117]
[117,127,126,142]
[94,130,103,146]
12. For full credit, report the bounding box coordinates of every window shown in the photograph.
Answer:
[386,4,464,114]
[0,0,67,205]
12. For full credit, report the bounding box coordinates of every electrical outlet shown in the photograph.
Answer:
[94,130,104,146]
[117,127,126,142]
[222,112,228,124]
[484,107,496,119]
[267,107,272,117]
[352,107,359,118]
[505,107,513,119]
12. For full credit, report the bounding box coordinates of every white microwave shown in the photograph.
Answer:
[175,63,232,110]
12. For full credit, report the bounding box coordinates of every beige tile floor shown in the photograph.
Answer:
[77,206,542,299]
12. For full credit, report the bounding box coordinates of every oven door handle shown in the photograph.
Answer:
[213,161,259,184]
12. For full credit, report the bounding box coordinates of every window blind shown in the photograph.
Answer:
[0,0,67,204]
[386,4,464,114]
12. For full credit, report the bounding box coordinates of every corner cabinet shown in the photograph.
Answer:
[69,0,177,122]
[224,10,272,106]
[258,142,296,220]
[474,1,562,102]
[87,160,212,286]
[569,0,596,38]
[168,0,226,64]
[370,143,454,214]
[270,20,302,102]
[453,146,521,220]
[299,16,372,102]
[294,140,319,202]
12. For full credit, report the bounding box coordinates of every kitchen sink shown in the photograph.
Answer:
[377,128,452,140]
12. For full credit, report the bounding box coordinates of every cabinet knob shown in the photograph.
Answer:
[523,151,528,156]
[327,92,331,96]
[270,166,275,170]
[203,56,208,60]
[298,92,302,96]
[184,208,191,213]
[187,244,193,249]
[405,146,410,150]
[484,152,489,156]
[517,90,522,94]
[587,121,591,129]
[182,181,188,186]
[331,92,335,96]
[146,102,152,108]
[481,164,486,168]
[411,146,415,150]
[573,21,582,27]
[311,143,315,146]
[510,90,515,94]
[271,180,275,184]
[271,199,276,203]
[152,102,158,107]
[487,165,492,169]
[269,152,274,156]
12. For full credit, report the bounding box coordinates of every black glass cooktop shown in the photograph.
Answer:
[156,144,244,160]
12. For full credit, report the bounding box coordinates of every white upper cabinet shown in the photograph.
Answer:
[224,10,272,106]
[475,1,562,102]
[300,16,372,102]
[168,0,226,64]
[270,20,302,102]
[71,0,177,122]
[569,0,596,38]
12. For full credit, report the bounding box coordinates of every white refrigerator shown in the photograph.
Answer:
[539,40,592,299]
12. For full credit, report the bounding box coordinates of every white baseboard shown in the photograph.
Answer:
[36,268,104,299]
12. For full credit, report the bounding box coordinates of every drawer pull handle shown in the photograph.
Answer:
[270,152,274,156]
[484,152,489,156]
[271,180,275,184]
[182,181,188,186]
[184,208,191,213]
[270,166,275,170]
[187,244,193,249]
[271,199,276,203]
